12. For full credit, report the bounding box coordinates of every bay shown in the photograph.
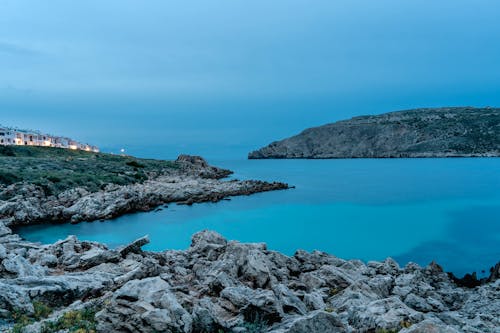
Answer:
[17,158,500,277]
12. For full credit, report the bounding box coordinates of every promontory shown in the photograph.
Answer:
[249,107,500,159]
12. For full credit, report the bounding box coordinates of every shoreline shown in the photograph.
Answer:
[0,221,498,332]
[0,153,289,227]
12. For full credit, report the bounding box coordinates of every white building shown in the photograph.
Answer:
[0,126,99,152]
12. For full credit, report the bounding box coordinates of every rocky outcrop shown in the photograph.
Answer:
[249,107,500,159]
[0,155,288,226]
[1,226,498,333]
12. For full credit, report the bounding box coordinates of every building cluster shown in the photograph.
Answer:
[0,126,99,152]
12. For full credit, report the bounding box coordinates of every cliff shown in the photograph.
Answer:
[249,107,500,159]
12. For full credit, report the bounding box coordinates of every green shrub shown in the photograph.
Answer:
[0,171,20,185]
[126,160,145,168]
[10,301,53,333]
[41,307,98,333]
[0,146,177,196]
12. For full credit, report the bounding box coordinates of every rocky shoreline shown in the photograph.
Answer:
[0,155,288,227]
[0,225,498,333]
[0,154,498,332]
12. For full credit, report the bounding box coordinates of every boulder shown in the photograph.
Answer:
[96,277,192,333]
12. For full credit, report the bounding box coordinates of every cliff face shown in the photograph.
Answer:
[249,107,500,159]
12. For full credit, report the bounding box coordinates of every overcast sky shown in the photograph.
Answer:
[1,0,500,158]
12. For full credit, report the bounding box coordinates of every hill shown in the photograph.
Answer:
[249,107,500,159]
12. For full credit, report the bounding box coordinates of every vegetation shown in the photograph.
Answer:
[11,301,53,333]
[375,320,412,333]
[9,303,98,333]
[0,146,178,196]
[40,308,98,333]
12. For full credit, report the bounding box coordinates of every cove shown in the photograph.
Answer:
[17,158,500,277]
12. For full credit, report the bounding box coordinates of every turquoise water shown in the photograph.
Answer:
[17,158,500,276]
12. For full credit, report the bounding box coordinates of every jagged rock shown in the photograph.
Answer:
[78,248,121,269]
[0,222,11,237]
[269,311,346,333]
[0,281,34,313]
[96,277,192,333]
[220,286,283,323]
[399,318,460,333]
[303,291,326,311]
[0,244,7,260]
[118,235,150,257]
[2,254,46,277]
[0,228,498,333]
[348,297,424,331]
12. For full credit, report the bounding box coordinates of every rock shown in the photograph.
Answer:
[0,244,6,259]
[0,225,498,333]
[272,284,307,315]
[269,311,346,333]
[36,253,58,268]
[2,254,46,277]
[0,222,11,237]
[220,286,283,324]
[487,262,500,282]
[347,297,424,331]
[399,318,461,333]
[78,248,120,269]
[189,230,227,258]
[303,291,326,311]
[96,277,192,333]
[0,281,34,313]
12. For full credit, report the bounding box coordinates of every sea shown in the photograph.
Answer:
[17,156,500,277]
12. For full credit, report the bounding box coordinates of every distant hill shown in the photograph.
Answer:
[249,107,500,159]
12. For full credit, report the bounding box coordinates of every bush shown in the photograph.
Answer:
[10,301,53,333]
[0,171,20,185]
[33,301,53,320]
[41,308,97,333]
[126,160,145,168]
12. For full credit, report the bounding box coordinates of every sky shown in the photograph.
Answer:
[1,0,500,159]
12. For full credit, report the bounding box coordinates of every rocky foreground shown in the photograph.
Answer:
[0,225,498,333]
[249,107,500,159]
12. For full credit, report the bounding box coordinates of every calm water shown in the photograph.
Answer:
[17,158,500,277]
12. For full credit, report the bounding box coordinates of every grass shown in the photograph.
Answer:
[0,146,178,196]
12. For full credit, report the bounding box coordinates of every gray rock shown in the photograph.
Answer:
[0,227,498,333]
[2,254,46,277]
[399,318,461,333]
[269,311,346,333]
[117,235,150,257]
[0,244,6,260]
[96,277,192,333]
